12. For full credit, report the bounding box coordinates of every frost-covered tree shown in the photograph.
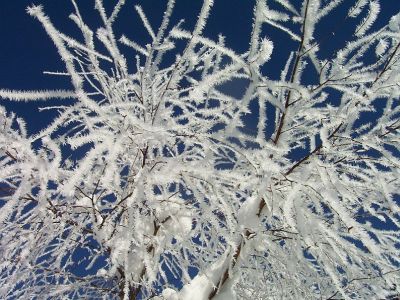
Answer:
[1,0,399,299]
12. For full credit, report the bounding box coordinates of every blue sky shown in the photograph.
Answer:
[0,0,258,134]
[1,0,399,134]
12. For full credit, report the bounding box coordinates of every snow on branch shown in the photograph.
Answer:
[0,0,399,299]
[0,89,76,101]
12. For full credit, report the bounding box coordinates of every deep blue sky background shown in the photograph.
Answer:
[0,0,399,135]
[0,0,255,135]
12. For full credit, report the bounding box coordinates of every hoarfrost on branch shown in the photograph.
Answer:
[0,0,399,299]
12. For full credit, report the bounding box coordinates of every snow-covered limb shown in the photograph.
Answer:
[0,89,76,101]
[0,0,399,299]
